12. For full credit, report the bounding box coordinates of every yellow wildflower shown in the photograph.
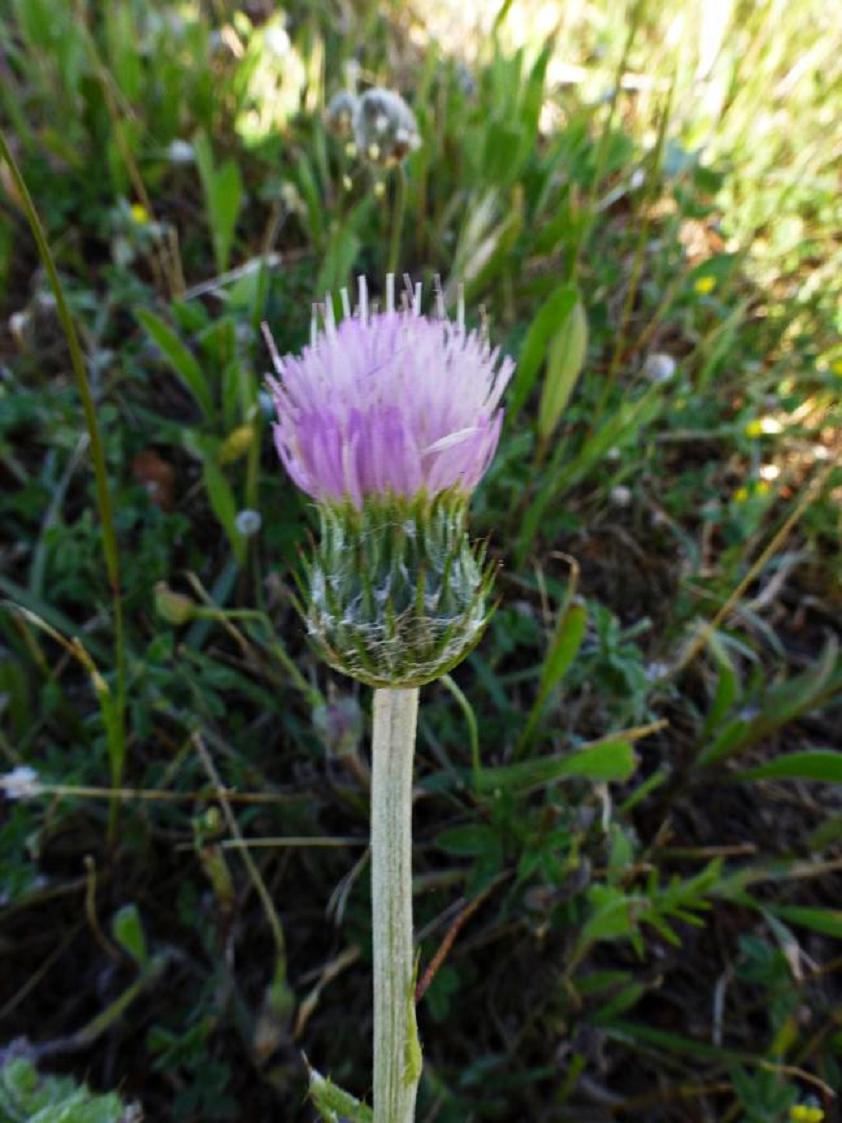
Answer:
[790,1106,824,1122]
[694,275,716,295]
[130,202,150,226]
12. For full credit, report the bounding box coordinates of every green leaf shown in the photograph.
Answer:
[475,738,637,795]
[701,633,741,740]
[537,296,588,442]
[208,160,243,273]
[516,385,663,565]
[194,130,243,274]
[308,1067,372,1123]
[111,903,147,966]
[734,749,842,784]
[136,307,213,420]
[579,885,641,943]
[770,905,842,939]
[808,811,842,851]
[202,457,245,564]
[509,284,578,419]
[700,638,841,765]
[516,599,588,753]
[435,824,500,856]
[539,599,588,700]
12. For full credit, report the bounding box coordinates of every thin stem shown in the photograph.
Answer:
[387,165,407,278]
[371,687,422,1123]
[0,128,127,843]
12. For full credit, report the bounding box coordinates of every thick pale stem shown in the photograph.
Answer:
[371,687,421,1123]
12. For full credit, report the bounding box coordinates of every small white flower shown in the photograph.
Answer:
[645,661,670,682]
[643,352,677,383]
[264,24,291,57]
[235,509,262,537]
[167,139,195,165]
[8,311,29,346]
[610,485,632,507]
[1,766,40,800]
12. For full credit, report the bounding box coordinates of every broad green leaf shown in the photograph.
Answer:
[517,599,588,753]
[538,296,588,441]
[701,633,741,739]
[700,638,841,765]
[539,599,587,697]
[515,385,662,565]
[208,159,243,273]
[579,885,641,943]
[509,284,578,419]
[770,905,842,939]
[202,457,245,564]
[475,738,637,795]
[136,307,213,419]
[734,749,842,784]
[111,903,147,966]
[194,130,243,273]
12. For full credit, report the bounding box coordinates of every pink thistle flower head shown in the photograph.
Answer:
[265,276,513,509]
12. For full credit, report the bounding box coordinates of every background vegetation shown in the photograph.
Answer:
[0,0,840,1120]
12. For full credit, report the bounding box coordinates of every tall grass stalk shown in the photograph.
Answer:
[0,129,127,841]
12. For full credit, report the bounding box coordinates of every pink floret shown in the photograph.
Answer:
[267,306,513,507]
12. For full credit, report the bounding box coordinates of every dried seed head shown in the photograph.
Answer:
[353,88,420,165]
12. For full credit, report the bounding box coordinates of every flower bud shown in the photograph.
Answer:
[154,581,196,625]
[306,493,491,687]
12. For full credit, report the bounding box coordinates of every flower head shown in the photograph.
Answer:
[1,766,40,800]
[354,88,420,164]
[266,277,513,509]
[265,276,512,688]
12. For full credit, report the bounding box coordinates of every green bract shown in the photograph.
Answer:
[302,491,493,688]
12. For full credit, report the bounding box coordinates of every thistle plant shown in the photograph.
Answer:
[266,276,512,1122]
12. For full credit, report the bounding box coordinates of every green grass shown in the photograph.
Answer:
[0,1,840,1120]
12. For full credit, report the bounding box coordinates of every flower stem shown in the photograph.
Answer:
[371,687,422,1123]
[386,164,407,278]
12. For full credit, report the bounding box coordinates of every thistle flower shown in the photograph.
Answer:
[265,277,514,687]
[267,278,511,507]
